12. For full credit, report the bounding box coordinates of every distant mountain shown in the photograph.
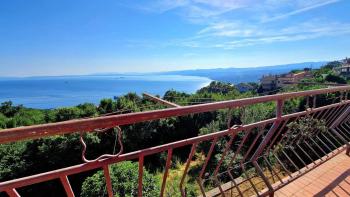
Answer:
[160,61,327,84]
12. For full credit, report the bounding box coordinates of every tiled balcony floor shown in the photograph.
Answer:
[275,150,350,197]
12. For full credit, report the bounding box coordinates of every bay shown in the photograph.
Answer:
[0,75,211,109]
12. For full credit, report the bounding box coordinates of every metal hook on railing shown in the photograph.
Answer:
[305,96,313,116]
[227,108,243,134]
[80,126,124,163]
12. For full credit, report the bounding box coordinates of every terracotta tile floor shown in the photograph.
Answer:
[275,151,350,197]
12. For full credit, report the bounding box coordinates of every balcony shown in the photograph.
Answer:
[1,86,350,197]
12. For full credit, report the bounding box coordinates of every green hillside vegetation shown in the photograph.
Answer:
[0,61,347,196]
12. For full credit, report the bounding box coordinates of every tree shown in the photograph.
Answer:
[6,109,46,128]
[286,117,327,145]
[77,103,98,117]
[0,113,7,129]
[44,109,57,123]
[0,75,343,197]
[81,161,159,197]
[325,74,347,84]
[55,107,82,121]
[116,96,139,113]
[0,142,27,181]
[0,101,23,117]
[98,99,116,114]
[323,61,341,70]
[197,81,237,94]
[274,117,327,170]
[163,90,189,102]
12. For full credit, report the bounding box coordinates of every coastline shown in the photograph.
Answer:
[0,74,213,109]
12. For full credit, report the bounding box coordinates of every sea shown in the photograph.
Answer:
[0,75,212,109]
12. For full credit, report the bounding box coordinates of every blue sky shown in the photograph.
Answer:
[0,0,350,76]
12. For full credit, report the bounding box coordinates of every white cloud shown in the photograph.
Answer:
[197,21,259,37]
[141,0,249,21]
[142,0,341,22]
[261,0,341,22]
[178,19,350,49]
[128,0,347,50]
[145,0,189,13]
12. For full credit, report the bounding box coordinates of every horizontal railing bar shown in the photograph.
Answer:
[0,121,274,190]
[0,101,347,191]
[0,86,349,144]
[142,92,181,108]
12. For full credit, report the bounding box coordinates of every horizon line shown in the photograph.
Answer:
[0,60,329,78]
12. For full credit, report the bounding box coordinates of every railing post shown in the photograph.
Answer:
[248,99,284,197]
[251,99,284,161]
[276,99,284,119]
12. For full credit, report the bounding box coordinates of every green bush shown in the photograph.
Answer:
[0,101,23,117]
[0,142,27,181]
[6,109,46,127]
[77,103,98,117]
[162,166,198,197]
[55,107,82,121]
[98,98,117,114]
[81,161,159,197]
[286,116,327,145]
[325,74,347,84]
[197,81,238,94]
[0,113,7,129]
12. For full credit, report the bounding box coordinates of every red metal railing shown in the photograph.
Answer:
[1,86,350,197]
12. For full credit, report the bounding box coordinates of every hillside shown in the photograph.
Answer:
[161,61,327,84]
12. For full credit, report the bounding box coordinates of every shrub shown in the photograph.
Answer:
[285,116,327,145]
[0,101,23,117]
[6,109,46,127]
[0,113,7,129]
[325,74,347,84]
[197,81,238,94]
[55,107,82,121]
[81,161,159,197]
[98,99,116,114]
[77,103,98,117]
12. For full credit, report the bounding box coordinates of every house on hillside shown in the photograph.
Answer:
[334,58,350,78]
[260,75,278,91]
[276,70,313,88]
[260,69,313,91]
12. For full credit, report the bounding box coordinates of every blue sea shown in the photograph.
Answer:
[0,75,211,109]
